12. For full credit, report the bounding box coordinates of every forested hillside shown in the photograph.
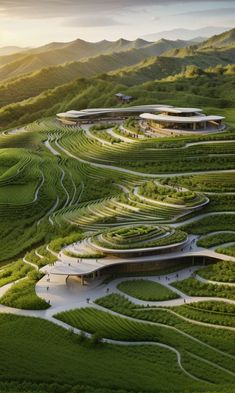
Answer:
[0,28,235,130]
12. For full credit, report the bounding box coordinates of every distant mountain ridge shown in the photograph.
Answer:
[0,27,235,129]
[141,26,229,42]
[0,37,195,82]
[198,28,235,48]
[0,46,30,56]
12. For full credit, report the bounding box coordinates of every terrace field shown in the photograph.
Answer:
[0,41,235,392]
[0,108,235,392]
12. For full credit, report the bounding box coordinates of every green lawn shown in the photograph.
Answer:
[117,279,179,301]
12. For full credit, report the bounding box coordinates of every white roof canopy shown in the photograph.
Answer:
[140,113,225,123]
[56,104,172,119]
[155,107,202,114]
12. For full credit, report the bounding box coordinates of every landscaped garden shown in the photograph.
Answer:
[0,270,50,310]
[1,25,235,393]
[0,86,235,393]
[171,278,235,300]
[197,260,235,283]
[90,225,187,250]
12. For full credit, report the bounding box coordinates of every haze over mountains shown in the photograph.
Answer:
[141,26,229,42]
[0,37,199,82]
[0,27,234,129]
[0,46,30,56]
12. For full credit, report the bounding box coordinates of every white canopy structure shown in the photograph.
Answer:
[140,113,224,124]
[56,104,172,124]
[56,104,225,134]
[140,106,225,133]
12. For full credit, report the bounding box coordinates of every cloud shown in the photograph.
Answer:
[1,0,235,19]
[178,7,235,17]
[63,16,121,27]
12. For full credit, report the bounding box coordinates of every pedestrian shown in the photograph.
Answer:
[106,287,109,293]
[47,286,49,291]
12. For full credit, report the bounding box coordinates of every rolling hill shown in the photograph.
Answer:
[0,38,203,107]
[0,28,235,129]
[198,28,235,49]
[0,37,200,83]
[0,46,30,56]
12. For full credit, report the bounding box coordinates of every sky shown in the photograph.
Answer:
[0,0,234,47]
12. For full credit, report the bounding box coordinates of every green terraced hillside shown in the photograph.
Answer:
[1,26,235,393]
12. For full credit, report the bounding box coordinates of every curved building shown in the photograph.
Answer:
[140,107,225,134]
[56,105,171,125]
[56,105,225,135]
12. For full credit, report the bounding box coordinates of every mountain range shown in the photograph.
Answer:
[141,26,229,42]
[0,27,235,130]
[0,37,200,82]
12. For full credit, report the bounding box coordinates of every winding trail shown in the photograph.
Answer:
[59,167,70,209]
[196,274,235,287]
[32,172,45,203]
[23,256,38,270]
[44,140,61,156]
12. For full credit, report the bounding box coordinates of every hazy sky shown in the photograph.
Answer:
[0,0,234,47]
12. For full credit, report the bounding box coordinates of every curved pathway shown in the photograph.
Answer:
[44,140,61,156]
[0,263,234,383]
[32,172,45,203]
[196,274,235,287]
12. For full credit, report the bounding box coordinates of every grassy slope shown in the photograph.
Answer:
[0,313,207,392]
[0,38,191,84]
